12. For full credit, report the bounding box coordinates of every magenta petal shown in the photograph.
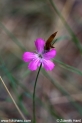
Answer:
[42,59,55,71]
[43,49,56,60]
[35,38,45,53]
[22,52,35,62]
[28,58,40,71]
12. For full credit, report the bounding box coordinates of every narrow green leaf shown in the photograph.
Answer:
[17,93,29,115]
[0,22,26,51]
[22,70,31,78]
[42,69,82,116]
[49,0,82,53]
[52,36,68,45]
[1,64,66,120]
[54,59,82,75]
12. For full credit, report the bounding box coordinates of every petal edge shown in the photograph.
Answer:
[43,49,56,60]
[22,52,35,62]
[42,59,55,71]
[28,58,40,71]
[35,38,45,53]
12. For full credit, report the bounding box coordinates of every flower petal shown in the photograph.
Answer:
[42,59,55,71]
[22,52,35,62]
[43,49,56,60]
[28,58,40,71]
[35,38,45,53]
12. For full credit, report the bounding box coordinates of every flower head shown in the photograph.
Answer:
[22,38,56,71]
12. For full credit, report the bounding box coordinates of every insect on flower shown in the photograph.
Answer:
[22,32,57,71]
[45,31,57,50]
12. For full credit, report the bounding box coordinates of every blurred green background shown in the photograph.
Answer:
[0,0,82,123]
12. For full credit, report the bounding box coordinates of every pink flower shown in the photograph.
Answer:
[22,38,56,71]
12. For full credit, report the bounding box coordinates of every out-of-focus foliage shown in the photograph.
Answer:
[0,0,82,123]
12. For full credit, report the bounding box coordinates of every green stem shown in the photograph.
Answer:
[33,64,42,123]
[49,0,82,53]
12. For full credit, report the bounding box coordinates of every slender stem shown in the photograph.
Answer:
[49,0,82,53]
[33,64,42,123]
[0,76,26,120]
